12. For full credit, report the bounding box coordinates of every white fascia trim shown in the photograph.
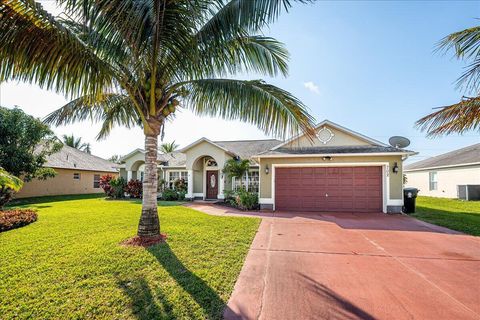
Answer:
[259,198,274,204]
[404,162,480,172]
[270,119,389,151]
[256,152,414,159]
[178,137,234,156]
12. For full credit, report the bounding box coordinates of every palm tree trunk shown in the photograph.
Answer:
[137,133,160,237]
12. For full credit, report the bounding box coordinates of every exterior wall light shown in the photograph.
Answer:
[392,162,399,174]
[265,164,269,175]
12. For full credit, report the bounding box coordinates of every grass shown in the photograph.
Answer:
[0,195,260,319]
[412,196,480,236]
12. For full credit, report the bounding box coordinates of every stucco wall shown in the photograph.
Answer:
[184,141,230,170]
[285,125,371,148]
[405,165,480,198]
[15,168,118,198]
[259,155,404,200]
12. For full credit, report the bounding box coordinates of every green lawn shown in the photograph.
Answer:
[0,195,260,319]
[412,196,480,236]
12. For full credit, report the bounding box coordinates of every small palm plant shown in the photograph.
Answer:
[416,26,480,136]
[62,134,91,154]
[0,168,24,208]
[223,159,250,185]
[160,141,179,154]
[0,0,316,241]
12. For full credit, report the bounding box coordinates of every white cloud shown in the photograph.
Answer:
[303,81,320,95]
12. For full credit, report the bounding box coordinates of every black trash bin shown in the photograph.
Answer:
[403,187,419,214]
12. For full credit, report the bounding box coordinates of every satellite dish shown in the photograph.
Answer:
[389,136,410,149]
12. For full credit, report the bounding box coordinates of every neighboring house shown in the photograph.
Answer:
[120,120,414,213]
[16,145,118,198]
[404,143,480,198]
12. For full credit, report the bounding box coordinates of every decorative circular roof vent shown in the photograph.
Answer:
[317,127,334,144]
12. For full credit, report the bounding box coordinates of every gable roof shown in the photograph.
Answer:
[271,119,389,150]
[405,143,480,171]
[158,152,186,167]
[42,144,118,172]
[179,137,282,164]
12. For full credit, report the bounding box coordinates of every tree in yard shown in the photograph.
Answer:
[160,141,179,154]
[62,134,92,154]
[416,25,480,136]
[0,0,316,241]
[0,107,62,179]
[107,155,124,164]
[0,107,62,206]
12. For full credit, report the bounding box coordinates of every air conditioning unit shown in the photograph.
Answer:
[457,185,480,201]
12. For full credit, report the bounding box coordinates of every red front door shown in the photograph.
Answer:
[206,171,218,199]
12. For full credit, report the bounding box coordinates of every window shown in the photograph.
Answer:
[73,173,80,180]
[140,171,144,182]
[167,171,188,189]
[429,172,438,191]
[232,170,259,193]
[93,174,100,188]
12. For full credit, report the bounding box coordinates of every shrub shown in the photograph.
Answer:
[236,189,259,210]
[162,188,179,201]
[110,177,127,199]
[174,178,187,193]
[0,209,37,232]
[126,179,142,198]
[99,175,114,197]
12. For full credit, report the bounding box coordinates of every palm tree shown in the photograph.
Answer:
[0,0,316,240]
[416,26,480,136]
[160,141,179,154]
[62,134,91,154]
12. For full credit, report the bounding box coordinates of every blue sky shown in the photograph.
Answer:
[0,1,478,161]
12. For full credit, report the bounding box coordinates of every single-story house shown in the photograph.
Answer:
[120,120,414,213]
[404,143,480,199]
[16,145,118,198]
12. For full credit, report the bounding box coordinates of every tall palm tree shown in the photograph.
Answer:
[416,26,480,136]
[160,141,179,154]
[0,0,316,240]
[62,134,92,154]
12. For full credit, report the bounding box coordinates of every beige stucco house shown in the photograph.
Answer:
[405,143,480,199]
[120,120,414,213]
[16,145,118,198]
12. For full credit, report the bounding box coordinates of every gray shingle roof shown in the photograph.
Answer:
[258,145,410,156]
[405,143,480,171]
[214,139,282,164]
[43,144,118,172]
[158,152,186,167]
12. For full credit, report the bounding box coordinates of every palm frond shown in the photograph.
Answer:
[437,25,480,93]
[0,0,115,97]
[175,79,316,139]
[44,93,139,140]
[416,96,480,136]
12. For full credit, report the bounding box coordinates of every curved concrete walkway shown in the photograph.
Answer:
[186,203,480,320]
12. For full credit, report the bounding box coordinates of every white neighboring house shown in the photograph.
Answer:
[404,143,480,198]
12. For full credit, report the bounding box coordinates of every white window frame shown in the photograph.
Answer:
[167,170,188,189]
[429,171,438,191]
[232,170,259,193]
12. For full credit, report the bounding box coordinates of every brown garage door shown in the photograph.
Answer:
[275,166,383,212]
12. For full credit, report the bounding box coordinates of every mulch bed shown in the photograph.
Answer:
[121,234,168,247]
[0,209,38,232]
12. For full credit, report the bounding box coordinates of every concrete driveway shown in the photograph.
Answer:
[222,211,480,320]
